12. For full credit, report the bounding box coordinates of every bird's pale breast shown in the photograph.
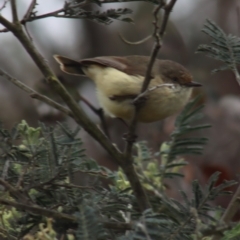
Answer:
[83,65,192,122]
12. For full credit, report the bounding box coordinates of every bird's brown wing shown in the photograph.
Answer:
[54,55,156,77]
[80,57,127,72]
[82,56,154,77]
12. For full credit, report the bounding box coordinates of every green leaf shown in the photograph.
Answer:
[121,17,134,23]
[196,19,240,75]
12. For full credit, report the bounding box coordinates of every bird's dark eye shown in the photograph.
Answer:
[172,77,178,82]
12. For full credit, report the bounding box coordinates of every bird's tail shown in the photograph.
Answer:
[54,55,85,76]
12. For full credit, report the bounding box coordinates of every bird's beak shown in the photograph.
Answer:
[184,81,202,87]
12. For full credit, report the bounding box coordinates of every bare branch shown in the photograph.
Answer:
[1,160,10,179]
[133,83,175,103]
[22,0,38,41]
[0,0,9,12]
[0,178,30,203]
[0,68,73,118]
[23,0,37,20]
[212,184,240,240]
[78,96,110,138]
[0,15,15,31]
[0,63,109,137]
[10,0,18,22]
[220,181,240,224]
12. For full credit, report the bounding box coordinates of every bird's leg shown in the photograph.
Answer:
[115,118,137,142]
[79,95,110,138]
[95,108,110,139]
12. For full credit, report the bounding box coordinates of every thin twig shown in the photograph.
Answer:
[202,223,236,237]
[0,0,143,33]
[0,68,73,118]
[0,197,77,221]
[30,93,73,116]
[78,96,110,138]
[21,2,86,24]
[0,1,88,33]
[191,207,202,240]
[119,33,152,45]
[0,0,9,12]
[17,0,37,39]
[16,165,30,188]
[1,160,10,179]
[0,178,30,203]
[23,0,37,20]
[212,7,240,233]
[133,83,175,103]
[0,197,132,230]
[212,184,240,240]
[10,0,18,22]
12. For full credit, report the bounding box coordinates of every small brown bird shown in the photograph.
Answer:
[54,55,201,123]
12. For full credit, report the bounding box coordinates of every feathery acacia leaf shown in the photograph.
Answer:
[197,19,240,76]
[161,96,210,164]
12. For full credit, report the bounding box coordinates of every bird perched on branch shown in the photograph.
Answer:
[54,55,201,123]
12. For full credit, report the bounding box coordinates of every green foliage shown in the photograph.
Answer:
[222,223,240,240]
[117,174,236,240]
[159,96,210,181]
[197,19,240,75]
[114,97,211,195]
[0,98,237,240]
[75,204,105,240]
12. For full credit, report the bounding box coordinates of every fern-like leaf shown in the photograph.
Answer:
[161,96,210,165]
[76,204,105,240]
[197,19,240,79]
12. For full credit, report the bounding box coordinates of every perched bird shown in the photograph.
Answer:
[54,55,201,123]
